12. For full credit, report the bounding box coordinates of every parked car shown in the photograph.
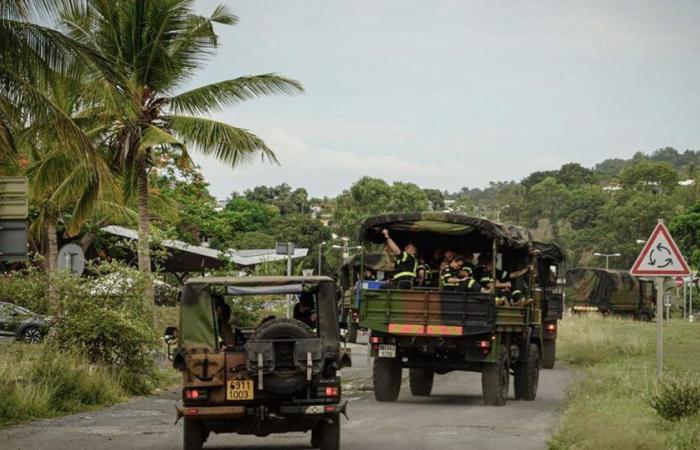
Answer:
[0,302,50,343]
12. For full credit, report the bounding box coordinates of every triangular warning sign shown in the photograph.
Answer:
[631,223,690,276]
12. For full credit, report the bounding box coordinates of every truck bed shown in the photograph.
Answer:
[359,288,531,336]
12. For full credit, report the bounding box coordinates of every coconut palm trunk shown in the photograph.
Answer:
[136,156,154,312]
[45,218,59,315]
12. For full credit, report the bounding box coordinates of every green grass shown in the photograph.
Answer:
[550,316,700,450]
[0,343,124,427]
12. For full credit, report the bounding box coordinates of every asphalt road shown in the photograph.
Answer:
[0,334,574,450]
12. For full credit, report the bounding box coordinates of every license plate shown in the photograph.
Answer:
[378,344,396,358]
[305,405,324,414]
[227,380,254,401]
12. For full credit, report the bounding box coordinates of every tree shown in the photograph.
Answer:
[58,1,303,307]
[243,184,309,215]
[0,0,111,180]
[333,177,428,239]
[423,188,445,210]
[521,170,558,190]
[619,161,680,193]
[556,163,596,187]
[670,202,700,269]
[522,177,569,227]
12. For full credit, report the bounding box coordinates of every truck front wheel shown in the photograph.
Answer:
[373,357,402,402]
[409,368,434,396]
[183,418,206,450]
[514,343,540,401]
[481,344,509,406]
[541,339,556,369]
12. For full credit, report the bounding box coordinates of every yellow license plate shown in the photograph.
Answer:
[227,380,254,401]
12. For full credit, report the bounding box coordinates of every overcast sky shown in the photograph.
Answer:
[189,0,700,199]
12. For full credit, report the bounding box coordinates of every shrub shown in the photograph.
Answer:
[649,374,700,421]
[0,263,49,314]
[49,261,160,394]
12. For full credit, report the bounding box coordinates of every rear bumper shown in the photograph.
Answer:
[178,402,345,420]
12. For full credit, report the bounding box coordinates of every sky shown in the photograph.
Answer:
[189,0,700,199]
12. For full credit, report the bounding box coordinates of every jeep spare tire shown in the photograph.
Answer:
[249,318,315,395]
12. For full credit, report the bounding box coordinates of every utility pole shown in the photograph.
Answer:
[593,252,621,270]
[318,241,325,275]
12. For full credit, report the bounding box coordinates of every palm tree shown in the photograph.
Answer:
[0,0,111,182]
[57,0,303,307]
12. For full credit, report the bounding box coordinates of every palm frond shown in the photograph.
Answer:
[209,4,237,25]
[138,124,184,158]
[169,74,304,115]
[166,115,278,166]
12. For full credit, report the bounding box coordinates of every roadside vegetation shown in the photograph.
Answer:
[550,315,700,450]
[0,261,172,427]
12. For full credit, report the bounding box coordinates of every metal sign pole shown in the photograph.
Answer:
[286,242,293,319]
[683,281,687,319]
[656,276,664,379]
[690,278,694,322]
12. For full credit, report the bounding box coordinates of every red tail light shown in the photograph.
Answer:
[184,389,208,401]
[478,340,490,349]
[325,386,339,397]
[546,323,556,332]
[325,405,337,412]
[370,336,381,344]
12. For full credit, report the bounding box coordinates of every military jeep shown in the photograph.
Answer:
[165,276,350,450]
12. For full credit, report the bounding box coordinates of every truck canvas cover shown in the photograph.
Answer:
[179,276,340,352]
[359,212,534,252]
[565,268,639,309]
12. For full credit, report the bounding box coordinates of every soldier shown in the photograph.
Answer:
[474,254,532,304]
[383,228,418,288]
[441,255,469,290]
[293,292,317,328]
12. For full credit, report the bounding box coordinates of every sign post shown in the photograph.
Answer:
[276,242,295,318]
[630,219,690,380]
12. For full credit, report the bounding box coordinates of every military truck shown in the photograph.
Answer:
[531,242,565,369]
[165,276,350,450]
[565,268,655,321]
[358,212,544,406]
[338,252,391,343]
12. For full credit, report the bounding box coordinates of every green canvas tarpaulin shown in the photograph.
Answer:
[179,276,340,352]
[565,268,639,309]
[359,212,534,252]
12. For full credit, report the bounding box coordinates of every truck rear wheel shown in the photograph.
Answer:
[346,323,358,344]
[409,368,434,396]
[541,339,556,369]
[514,343,540,401]
[373,357,402,402]
[183,418,206,450]
[482,344,509,406]
[311,413,340,450]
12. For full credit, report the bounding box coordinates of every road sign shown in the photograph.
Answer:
[630,223,690,276]
[0,176,29,220]
[57,243,86,275]
[675,276,684,288]
[275,242,294,256]
[0,220,28,262]
[0,177,28,195]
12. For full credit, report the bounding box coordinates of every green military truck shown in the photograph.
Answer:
[166,276,350,450]
[565,268,655,321]
[358,212,545,406]
[532,242,565,369]
[338,252,390,343]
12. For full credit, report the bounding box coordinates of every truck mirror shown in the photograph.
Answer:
[164,326,178,345]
